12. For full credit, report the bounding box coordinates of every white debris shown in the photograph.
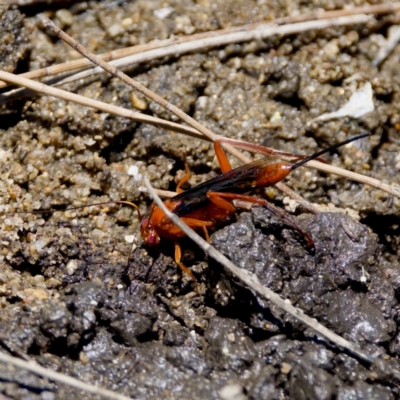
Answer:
[219,384,246,400]
[360,266,367,283]
[197,96,208,108]
[83,138,96,146]
[0,148,10,162]
[107,23,124,38]
[154,7,173,19]
[124,235,135,244]
[308,82,374,124]
[270,111,283,127]
[283,197,298,213]
[34,237,52,252]
[127,165,139,176]
[55,9,73,27]
[66,260,78,276]
[91,229,106,241]
[372,25,400,67]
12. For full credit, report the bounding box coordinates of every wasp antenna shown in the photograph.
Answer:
[114,200,142,221]
[8,200,142,220]
[290,133,370,171]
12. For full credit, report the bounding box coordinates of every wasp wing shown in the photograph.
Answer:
[171,159,271,216]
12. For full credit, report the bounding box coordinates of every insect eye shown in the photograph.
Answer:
[147,232,159,246]
[141,218,149,227]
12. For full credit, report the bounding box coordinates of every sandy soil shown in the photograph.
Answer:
[0,0,400,399]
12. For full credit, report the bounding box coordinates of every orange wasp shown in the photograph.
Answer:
[140,133,369,290]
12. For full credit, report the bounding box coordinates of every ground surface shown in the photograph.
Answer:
[0,0,400,399]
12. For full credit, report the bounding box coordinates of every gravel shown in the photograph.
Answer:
[0,0,399,398]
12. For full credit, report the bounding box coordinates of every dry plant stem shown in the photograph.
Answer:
[144,177,375,365]
[43,16,400,210]
[306,160,400,198]
[0,14,372,103]
[0,70,197,136]
[0,39,176,89]
[51,14,372,89]
[42,18,324,214]
[0,69,399,201]
[148,177,400,385]
[42,18,241,156]
[275,2,400,24]
[2,2,398,89]
[0,351,134,400]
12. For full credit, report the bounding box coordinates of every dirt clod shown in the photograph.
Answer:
[0,0,400,399]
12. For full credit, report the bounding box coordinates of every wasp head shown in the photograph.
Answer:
[140,217,160,246]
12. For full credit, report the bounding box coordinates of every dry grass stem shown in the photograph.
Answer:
[0,38,177,89]
[40,17,400,204]
[0,13,372,102]
[3,2,399,89]
[0,351,134,400]
[0,70,200,135]
[144,177,375,365]
[0,66,398,201]
[53,14,372,88]
[43,17,322,213]
[2,3,400,398]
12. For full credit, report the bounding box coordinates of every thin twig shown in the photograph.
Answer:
[43,17,322,214]
[0,70,199,136]
[0,333,31,361]
[304,159,400,198]
[0,38,177,89]
[52,15,372,89]
[0,351,134,400]
[36,19,400,204]
[1,69,399,201]
[2,2,398,89]
[41,18,242,159]
[143,177,375,365]
[0,14,372,106]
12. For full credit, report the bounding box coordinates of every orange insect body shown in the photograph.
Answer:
[139,134,369,292]
[140,164,293,247]
[252,163,292,187]
[140,198,235,245]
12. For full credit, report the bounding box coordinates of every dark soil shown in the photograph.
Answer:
[0,0,400,399]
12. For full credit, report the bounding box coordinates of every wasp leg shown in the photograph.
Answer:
[174,241,199,293]
[172,217,214,292]
[176,163,191,194]
[206,192,236,212]
[207,191,314,248]
[214,140,233,173]
[201,225,210,243]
